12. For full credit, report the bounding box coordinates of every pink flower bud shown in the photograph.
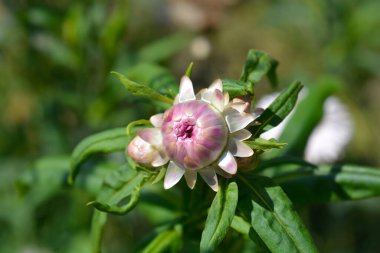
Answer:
[127,76,258,191]
[127,136,157,166]
[161,100,228,170]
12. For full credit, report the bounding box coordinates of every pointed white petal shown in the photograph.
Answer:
[137,128,162,146]
[150,113,163,127]
[230,129,252,141]
[178,76,195,103]
[184,170,197,189]
[174,94,180,105]
[209,79,223,92]
[201,89,213,103]
[214,166,233,178]
[230,102,249,113]
[224,93,229,106]
[199,168,218,192]
[210,89,225,112]
[164,162,185,189]
[228,98,249,113]
[218,151,237,174]
[196,88,207,100]
[229,139,254,157]
[151,152,169,167]
[225,110,254,133]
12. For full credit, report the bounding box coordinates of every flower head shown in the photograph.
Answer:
[128,76,256,191]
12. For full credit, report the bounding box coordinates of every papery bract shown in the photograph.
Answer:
[127,76,258,191]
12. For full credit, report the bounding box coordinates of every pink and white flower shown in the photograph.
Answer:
[128,76,257,191]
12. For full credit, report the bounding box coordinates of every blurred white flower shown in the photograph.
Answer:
[256,92,354,164]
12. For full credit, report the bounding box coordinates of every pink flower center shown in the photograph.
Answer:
[174,118,195,140]
[161,100,228,170]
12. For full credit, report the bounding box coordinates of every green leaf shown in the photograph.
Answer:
[185,62,194,78]
[87,186,140,215]
[277,76,341,157]
[238,175,318,253]
[138,32,194,63]
[90,210,107,253]
[69,128,129,184]
[240,49,278,87]
[200,181,238,253]
[249,81,303,138]
[275,164,380,205]
[245,138,287,151]
[221,79,254,98]
[112,71,173,104]
[255,156,316,174]
[89,171,149,215]
[141,228,181,253]
[124,63,179,97]
[126,119,151,137]
[230,215,251,235]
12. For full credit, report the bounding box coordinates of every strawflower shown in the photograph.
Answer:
[128,76,257,191]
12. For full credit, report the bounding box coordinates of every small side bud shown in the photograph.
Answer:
[127,136,157,166]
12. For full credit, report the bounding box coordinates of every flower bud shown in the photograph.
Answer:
[127,136,157,166]
[161,100,228,170]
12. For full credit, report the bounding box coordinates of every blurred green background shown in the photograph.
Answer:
[1,0,380,252]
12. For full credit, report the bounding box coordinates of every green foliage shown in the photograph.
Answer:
[238,175,318,253]
[278,77,342,157]
[140,228,182,253]
[245,138,287,151]
[112,71,174,105]
[221,49,278,98]
[124,63,179,97]
[200,181,238,253]
[63,48,380,253]
[249,81,303,138]
[240,49,278,88]
[221,79,254,98]
[2,1,380,252]
[276,165,380,205]
[69,128,130,184]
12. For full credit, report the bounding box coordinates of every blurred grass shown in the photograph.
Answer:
[0,0,379,252]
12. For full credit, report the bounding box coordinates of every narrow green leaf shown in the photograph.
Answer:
[90,172,149,215]
[275,164,380,205]
[230,215,251,235]
[200,181,238,253]
[249,81,303,138]
[69,128,130,184]
[240,49,278,87]
[141,229,181,253]
[231,216,271,252]
[88,185,140,215]
[238,175,318,253]
[90,210,107,253]
[277,77,341,157]
[221,79,253,98]
[124,63,178,97]
[150,167,167,184]
[255,156,316,174]
[112,71,173,104]
[245,138,287,151]
[126,119,151,137]
[185,62,194,77]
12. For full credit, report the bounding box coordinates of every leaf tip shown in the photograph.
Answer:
[185,62,194,77]
[87,201,96,207]
[67,173,74,185]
